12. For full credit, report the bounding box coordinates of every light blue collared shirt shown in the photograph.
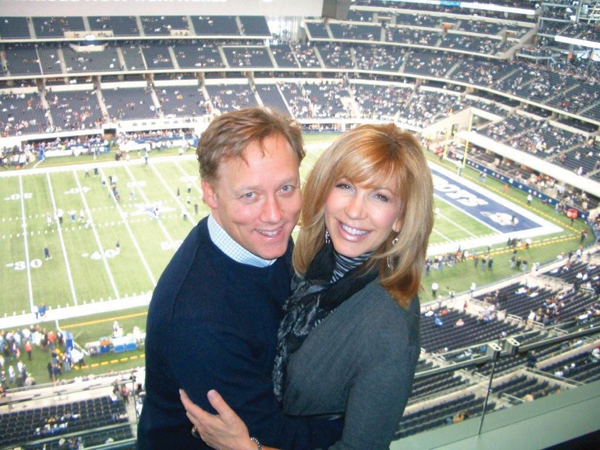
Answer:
[207,214,276,268]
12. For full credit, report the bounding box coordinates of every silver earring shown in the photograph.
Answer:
[387,235,399,270]
[325,229,330,244]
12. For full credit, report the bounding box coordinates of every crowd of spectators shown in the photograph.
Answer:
[450,57,513,87]
[353,83,412,120]
[440,34,503,56]
[279,82,312,118]
[329,22,381,41]
[0,144,29,167]
[509,121,586,157]
[222,46,273,68]
[269,44,299,68]
[553,139,600,176]
[173,42,224,69]
[354,44,405,72]
[483,115,538,142]
[316,43,354,69]
[398,90,465,129]
[102,85,159,121]
[0,91,50,136]
[140,16,189,36]
[205,84,257,113]
[524,290,567,327]
[89,16,140,37]
[3,38,600,123]
[462,98,509,117]
[517,44,558,58]
[191,16,240,36]
[155,85,209,118]
[46,89,104,131]
[386,27,441,46]
[404,51,458,77]
[512,67,576,103]
[393,12,439,28]
[2,44,42,76]
[33,16,85,38]
[292,43,321,68]
[0,325,64,389]
[303,81,352,119]
[556,189,594,212]
[457,19,503,36]
[277,81,352,119]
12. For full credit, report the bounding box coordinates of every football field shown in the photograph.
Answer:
[1,137,564,328]
[0,156,204,321]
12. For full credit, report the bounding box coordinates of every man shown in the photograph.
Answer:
[138,109,342,449]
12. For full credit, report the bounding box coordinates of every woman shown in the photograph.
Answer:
[181,123,434,449]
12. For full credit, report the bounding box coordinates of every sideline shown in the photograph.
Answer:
[60,311,148,330]
[0,293,151,330]
[0,153,198,178]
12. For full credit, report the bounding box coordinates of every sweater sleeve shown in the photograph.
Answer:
[328,318,418,449]
[170,322,343,450]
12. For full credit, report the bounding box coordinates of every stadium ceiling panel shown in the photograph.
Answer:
[0,0,324,17]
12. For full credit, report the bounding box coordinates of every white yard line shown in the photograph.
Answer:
[18,176,34,313]
[435,208,479,238]
[122,165,177,247]
[46,173,79,306]
[431,226,453,243]
[150,162,197,226]
[74,170,120,300]
[95,173,158,287]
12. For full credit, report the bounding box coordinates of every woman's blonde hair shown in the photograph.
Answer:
[293,123,434,308]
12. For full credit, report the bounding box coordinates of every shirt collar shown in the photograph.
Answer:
[207,214,276,268]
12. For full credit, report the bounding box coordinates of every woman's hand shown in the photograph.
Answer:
[180,389,256,450]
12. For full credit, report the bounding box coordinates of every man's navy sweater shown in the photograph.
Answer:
[138,217,342,449]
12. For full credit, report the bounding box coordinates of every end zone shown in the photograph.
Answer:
[428,162,563,255]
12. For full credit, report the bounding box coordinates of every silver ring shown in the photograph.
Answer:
[191,426,201,439]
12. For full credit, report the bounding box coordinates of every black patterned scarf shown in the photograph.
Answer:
[272,243,377,401]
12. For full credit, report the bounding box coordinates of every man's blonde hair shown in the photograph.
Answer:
[196,108,304,183]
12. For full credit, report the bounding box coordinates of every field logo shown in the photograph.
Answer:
[130,203,177,219]
[480,211,517,227]
[432,174,488,207]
